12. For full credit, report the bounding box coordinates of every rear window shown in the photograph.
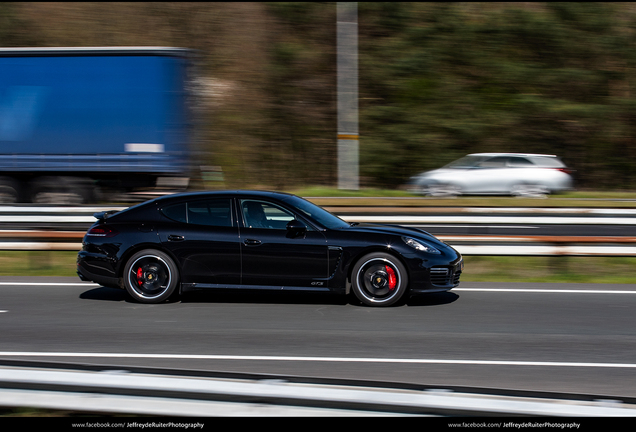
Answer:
[528,156,565,167]
[161,199,233,227]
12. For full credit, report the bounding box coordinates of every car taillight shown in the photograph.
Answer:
[555,168,573,174]
[87,226,119,237]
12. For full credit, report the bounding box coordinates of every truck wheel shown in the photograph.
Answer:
[0,177,21,203]
[30,177,94,204]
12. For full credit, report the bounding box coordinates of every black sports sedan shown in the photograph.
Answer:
[77,191,463,306]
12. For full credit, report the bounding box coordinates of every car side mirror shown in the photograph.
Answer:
[286,219,307,237]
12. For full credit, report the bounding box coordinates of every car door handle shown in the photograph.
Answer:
[244,239,262,246]
[168,235,185,242]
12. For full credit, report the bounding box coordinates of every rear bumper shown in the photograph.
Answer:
[76,254,121,289]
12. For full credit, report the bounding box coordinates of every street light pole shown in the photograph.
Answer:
[337,2,359,190]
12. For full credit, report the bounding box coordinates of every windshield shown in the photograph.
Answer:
[281,195,351,230]
[444,155,488,168]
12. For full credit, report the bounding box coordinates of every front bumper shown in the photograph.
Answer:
[407,254,463,295]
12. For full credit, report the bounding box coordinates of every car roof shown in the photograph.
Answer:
[106,190,299,221]
[152,190,297,204]
[468,153,558,158]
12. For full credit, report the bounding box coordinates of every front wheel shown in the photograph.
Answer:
[351,252,408,307]
[123,250,179,303]
[511,183,549,198]
[427,183,461,197]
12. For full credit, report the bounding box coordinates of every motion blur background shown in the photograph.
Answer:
[2,2,636,192]
[3,5,636,416]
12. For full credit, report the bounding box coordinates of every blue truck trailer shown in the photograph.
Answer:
[0,47,193,203]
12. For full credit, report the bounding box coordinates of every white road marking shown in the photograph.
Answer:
[454,287,636,294]
[0,352,635,369]
[0,282,99,286]
[1,281,636,294]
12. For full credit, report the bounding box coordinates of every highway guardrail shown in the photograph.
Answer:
[1,362,635,416]
[1,230,636,256]
[1,206,636,256]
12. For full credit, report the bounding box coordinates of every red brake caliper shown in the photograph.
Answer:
[136,267,143,285]
[385,266,396,290]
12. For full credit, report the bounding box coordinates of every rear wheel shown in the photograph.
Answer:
[351,252,408,307]
[123,249,179,303]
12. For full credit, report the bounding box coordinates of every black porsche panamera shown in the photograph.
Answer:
[77,191,463,306]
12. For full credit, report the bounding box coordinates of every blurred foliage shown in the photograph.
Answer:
[4,3,636,190]
[358,2,636,189]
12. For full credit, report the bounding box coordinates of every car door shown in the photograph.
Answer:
[238,198,329,288]
[157,198,241,285]
[464,156,510,193]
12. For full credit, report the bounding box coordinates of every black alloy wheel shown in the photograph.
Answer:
[123,249,179,303]
[351,252,408,307]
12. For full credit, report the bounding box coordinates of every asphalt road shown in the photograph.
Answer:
[1,277,635,400]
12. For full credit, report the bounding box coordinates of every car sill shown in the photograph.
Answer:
[181,283,331,292]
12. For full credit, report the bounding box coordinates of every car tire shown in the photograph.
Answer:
[427,183,461,197]
[351,252,408,307]
[511,183,549,198]
[123,249,179,303]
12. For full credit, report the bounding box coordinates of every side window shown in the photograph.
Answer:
[161,199,233,227]
[507,157,534,167]
[161,202,187,223]
[240,200,297,229]
[478,157,508,168]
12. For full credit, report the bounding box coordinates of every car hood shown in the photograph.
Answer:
[346,223,450,248]
[410,168,467,183]
[420,168,467,177]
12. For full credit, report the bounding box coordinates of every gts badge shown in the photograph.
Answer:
[310,281,324,286]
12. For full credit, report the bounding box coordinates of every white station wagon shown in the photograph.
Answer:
[408,153,574,197]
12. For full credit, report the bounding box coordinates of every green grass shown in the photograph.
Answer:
[286,187,636,199]
[283,187,636,208]
[0,251,78,277]
[2,251,636,284]
[463,256,636,284]
[287,186,417,198]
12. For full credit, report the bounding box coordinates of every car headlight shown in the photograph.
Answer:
[401,236,441,254]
